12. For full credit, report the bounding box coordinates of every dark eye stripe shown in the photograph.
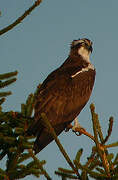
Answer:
[71,39,92,49]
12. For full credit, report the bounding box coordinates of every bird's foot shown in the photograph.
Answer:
[65,118,86,136]
[72,118,86,136]
[65,118,95,141]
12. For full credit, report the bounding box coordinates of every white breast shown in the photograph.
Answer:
[71,46,95,78]
[78,46,91,63]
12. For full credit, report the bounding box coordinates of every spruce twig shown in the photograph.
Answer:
[0,98,6,105]
[76,163,108,179]
[0,91,12,97]
[0,71,18,80]
[66,124,95,142]
[95,114,104,143]
[84,150,97,169]
[55,171,79,179]
[41,113,81,179]
[0,78,17,88]
[103,117,114,144]
[0,0,42,36]
[113,153,118,165]
[104,142,118,148]
[0,87,49,179]
[28,149,52,180]
[90,104,110,177]
[58,168,75,174]
[74,127,95,142]
[0,71,18,104]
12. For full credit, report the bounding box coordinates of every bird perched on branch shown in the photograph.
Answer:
[27,38,96,154]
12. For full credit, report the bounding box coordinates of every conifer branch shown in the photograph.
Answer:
[74,162,108,178]
[0,0,42,36]
[0,71,18,106]
[55,171,79,179]
[0,78,17,88]
[113,153,118,165]
[0,91,12,97]
[0,98,6,105]
[28,149,52,180]
[41,113,81,179]
[66,124,95,142]
[0,87,50,179]
[95,113,104,143]
[104,142,118,148]
[90,104,110,177]
[0,71,18,80]
[84,151,97,169]
[103,117,114,144]
[58,168,75,174]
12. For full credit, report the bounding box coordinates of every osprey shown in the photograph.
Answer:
[28,38,96,154]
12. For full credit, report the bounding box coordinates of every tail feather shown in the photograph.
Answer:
[27,118,70,154]
[33,130,54,154]
[27,118,43,136]
[33,122,68,154]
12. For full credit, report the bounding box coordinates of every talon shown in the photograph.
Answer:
[75,131,82,136]
[65,124,73,132]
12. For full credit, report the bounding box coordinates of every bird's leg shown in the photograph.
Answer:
[65,117,85,132]
[72,117,85,131]
[65,118,95,141]
[72,117,86,135]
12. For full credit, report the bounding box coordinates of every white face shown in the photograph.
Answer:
[78,46,91,63]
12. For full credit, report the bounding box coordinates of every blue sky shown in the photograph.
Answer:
[1,0,118,179]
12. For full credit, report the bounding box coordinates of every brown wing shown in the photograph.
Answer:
[34,68,72,126]
[27,67,70,136]
[28,65,95,135]
[34,56,91,124]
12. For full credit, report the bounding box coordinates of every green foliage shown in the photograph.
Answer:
[0,71,51,180]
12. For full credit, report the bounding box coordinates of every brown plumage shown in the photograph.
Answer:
[27,38,96,154]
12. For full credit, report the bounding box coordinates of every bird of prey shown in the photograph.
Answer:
[27,38,96,154]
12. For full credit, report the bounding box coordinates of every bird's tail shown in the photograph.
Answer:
[27,119,68,154]
[26,118,54,153]
[26,117,43,136]
[33,122,68,154]
[33,129,54,154]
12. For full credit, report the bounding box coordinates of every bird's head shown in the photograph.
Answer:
[70,38,93,62]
